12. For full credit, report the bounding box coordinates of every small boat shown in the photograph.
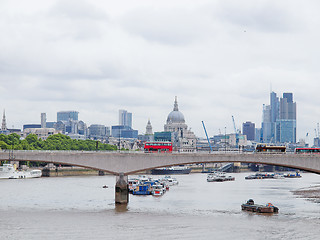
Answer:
[283,172,302,178]
[102,185,108,188]
[132,184,152,195]
[207,172,235,182]
[241,199,279,213]
[152,184,164,196]
[0,164,42,179]
[160,176,179,186]
[245,172,275,180]
[128,179,139,193]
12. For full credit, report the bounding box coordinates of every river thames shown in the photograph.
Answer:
[0,172,319,240]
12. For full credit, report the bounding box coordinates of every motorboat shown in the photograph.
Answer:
[0,164,42,179]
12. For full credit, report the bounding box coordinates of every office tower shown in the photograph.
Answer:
[57,111,79,122]
[276,93,296,143]
[261,92,296,143]
[41,113,46,128]
[262,104,272,143]
[119,110,132,128]
[243,121,255,141]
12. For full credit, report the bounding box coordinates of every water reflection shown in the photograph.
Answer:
[115,203,128,213]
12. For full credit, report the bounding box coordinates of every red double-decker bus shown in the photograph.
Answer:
[295,148,320,154]
[144,142,173,153]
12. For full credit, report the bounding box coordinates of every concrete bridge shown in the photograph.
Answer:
[1,150,320,174]
[2,150,320,204]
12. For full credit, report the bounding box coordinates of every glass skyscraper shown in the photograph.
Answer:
[119,109,132,128]
[261,92,296,143]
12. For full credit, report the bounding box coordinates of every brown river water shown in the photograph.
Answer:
[0,172,319,240]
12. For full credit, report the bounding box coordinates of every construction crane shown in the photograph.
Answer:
[202,121,213,152]
[232,116,239,148]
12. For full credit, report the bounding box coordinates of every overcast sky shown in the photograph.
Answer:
[1,0,320,143]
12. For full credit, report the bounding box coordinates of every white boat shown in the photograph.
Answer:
[161,176,179,186]
[0,164,42,179]
[207,172,235,182]
[152,184,164,196]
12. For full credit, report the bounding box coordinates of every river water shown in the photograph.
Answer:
[0,172,319,240]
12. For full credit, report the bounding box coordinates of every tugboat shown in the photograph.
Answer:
[241,199,279,213]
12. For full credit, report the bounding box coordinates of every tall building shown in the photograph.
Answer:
[262,104,272,143]
[242,121,255,141]
[57,111,79,122]
[1,110,7,131]
[261,92,296,143]
[119,110,132,128]
[41,113,46,128]
[276,93,296,143]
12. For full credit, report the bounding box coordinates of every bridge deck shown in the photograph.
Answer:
[1,151,320,175]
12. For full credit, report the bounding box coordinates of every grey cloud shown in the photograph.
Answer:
[213,1,300,33]
[120,7,213,45]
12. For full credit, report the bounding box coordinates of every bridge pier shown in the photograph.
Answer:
[115,173,129,204]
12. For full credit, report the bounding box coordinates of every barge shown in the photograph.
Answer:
[241,199,279,213]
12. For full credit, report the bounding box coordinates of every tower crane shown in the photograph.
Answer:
[202,121,213,152]
[232,115,239,148]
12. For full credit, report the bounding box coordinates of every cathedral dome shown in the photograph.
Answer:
[166,97,185,124]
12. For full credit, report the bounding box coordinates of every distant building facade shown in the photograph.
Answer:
[23,128,60,140]
[57,111,79,122]
[243,122,255,141]
[111,125,138,139]
[89,124,108,140]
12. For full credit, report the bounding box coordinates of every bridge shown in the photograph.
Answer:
[1,150,320,203]
[1,150,320,174]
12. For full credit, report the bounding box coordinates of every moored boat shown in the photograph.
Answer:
[207,172,235,182]
[151,166,191,175]
[283,172,301,178]
[152,184,164,196]
[0,164,42,179]
[241,199,279,213]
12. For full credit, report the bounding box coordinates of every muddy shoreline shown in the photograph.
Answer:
[292,185,320,203]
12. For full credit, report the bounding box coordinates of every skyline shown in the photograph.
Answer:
[1,0,320,143]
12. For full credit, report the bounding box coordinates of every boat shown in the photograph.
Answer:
[160,176,178,186]
[0,164,42,179]
[207,172,235,182]
[132,183,152,195]
[128,179,139,193]
[241,199,279,213]
[152,184,164,196]
[245,172,275,180]
[151,166,191,175]
[283,172,302,178]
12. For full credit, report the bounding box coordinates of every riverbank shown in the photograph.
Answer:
[292,185,320,203]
